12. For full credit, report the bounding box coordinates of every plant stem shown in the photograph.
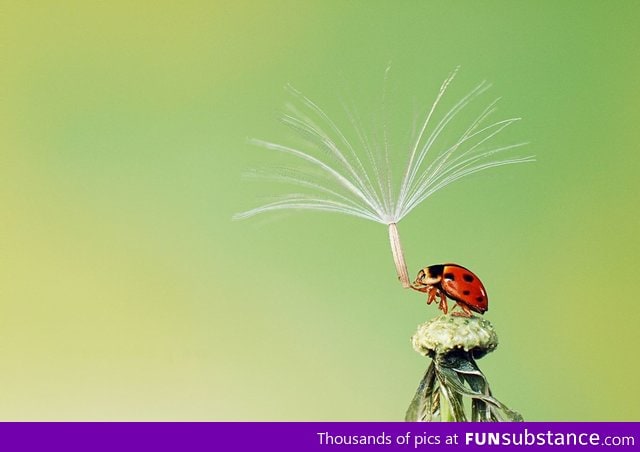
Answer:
[388,223,410,288]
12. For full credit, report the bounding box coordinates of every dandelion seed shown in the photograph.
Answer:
[234,69,534,287]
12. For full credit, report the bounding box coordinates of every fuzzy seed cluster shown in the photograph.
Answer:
[412,315,498,358]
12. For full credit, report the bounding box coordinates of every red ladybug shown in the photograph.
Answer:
[411,264,488,317]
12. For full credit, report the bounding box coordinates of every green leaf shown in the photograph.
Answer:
[405,363,436,421]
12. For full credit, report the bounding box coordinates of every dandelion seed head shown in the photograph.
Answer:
[235,70,534,226]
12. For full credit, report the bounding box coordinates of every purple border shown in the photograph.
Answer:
[0,422,636,451]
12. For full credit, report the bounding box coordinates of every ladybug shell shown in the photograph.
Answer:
[427,264,488,313]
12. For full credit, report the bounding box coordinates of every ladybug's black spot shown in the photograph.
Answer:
[476,296,484,303]
[463,273,474,283]
[463,290,471,296]
[443,272,455,281]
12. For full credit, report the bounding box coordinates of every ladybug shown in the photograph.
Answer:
[411,264,488,317]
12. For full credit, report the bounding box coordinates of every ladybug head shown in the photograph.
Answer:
[414,265,443,286]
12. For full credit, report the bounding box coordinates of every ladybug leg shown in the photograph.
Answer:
[438,290,449,315]
[410,280,430,295]
[451,303,473,318]
[426,286,437,305]
[412,285,429,294]
[410,281,425,291]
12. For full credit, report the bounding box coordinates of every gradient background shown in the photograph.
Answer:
[1,1,639,420]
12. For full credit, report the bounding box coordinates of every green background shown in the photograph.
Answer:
[1,1,639,420]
